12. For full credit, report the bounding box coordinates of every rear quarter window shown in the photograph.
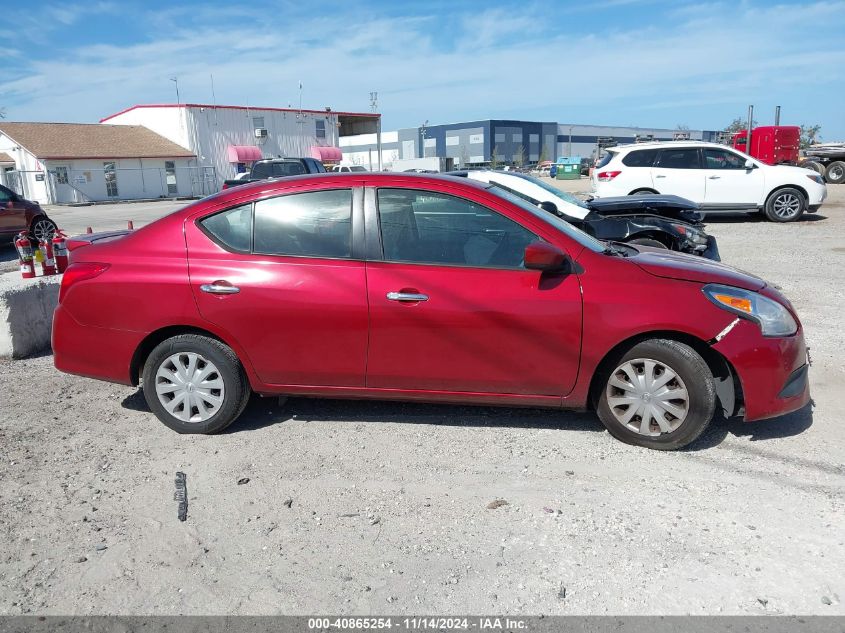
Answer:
[595,152,616,169]
[621,149,658,167]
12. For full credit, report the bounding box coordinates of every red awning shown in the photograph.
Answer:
[227,145,263,163]
[310,146,343,162]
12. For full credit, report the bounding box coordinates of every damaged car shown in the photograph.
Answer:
[453,170,719,260]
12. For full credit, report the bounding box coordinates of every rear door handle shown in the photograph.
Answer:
[708,175,721,180]
[201,282,240,295]
[386,292,429,302]
[655,174,666,178]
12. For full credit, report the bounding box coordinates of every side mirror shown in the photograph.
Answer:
[744,159,755,169]
[538,200,558,215]
[524,241,569,272]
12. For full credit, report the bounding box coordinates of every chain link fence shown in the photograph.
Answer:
[2,166,217,204]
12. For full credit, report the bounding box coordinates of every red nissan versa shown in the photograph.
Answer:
[52,174,810,450]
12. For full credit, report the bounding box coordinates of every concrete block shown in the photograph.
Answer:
[0,271,61,359]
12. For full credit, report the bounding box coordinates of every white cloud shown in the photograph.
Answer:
[1,1,844,137]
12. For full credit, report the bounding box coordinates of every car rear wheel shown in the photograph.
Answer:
[628,237,667,249]
[29,217,57,243]
[142,334,251,434]
[596,339,716,450]
[825,161,845,184]
[630,189,658,196]
[764,188,806,222]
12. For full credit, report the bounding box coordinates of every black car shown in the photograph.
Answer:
[448,170,720,260]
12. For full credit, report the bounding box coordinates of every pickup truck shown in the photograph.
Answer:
[221,158,326,189]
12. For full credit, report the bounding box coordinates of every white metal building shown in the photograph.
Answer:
[101,103,382,185]
[0,122,198,204]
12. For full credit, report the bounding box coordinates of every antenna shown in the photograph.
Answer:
[210,74,218,125]
[370,91,378,113]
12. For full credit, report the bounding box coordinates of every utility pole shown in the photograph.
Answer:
[420,120,428,159]
[170,77,180,104]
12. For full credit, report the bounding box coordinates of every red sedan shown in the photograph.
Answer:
[52,173,810,450]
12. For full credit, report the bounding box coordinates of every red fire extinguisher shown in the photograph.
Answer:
[15,233,35,279]
[39,235,57,276]
[52,230,69,273]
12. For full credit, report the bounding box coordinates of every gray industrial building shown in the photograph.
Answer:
[340,119,720,170]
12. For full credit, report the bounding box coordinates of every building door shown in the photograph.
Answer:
[51,165,75,203]
[165,161,177,195]
[103,162,118,197]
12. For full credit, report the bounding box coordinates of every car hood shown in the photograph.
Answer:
[586,194,703,223]
[632,249,766,290]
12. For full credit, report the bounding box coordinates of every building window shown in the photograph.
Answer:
[165,160,177,195]
[54,166,68,184]
[316,119,326,139]
[103,162,118,197]
[252,116,265,129]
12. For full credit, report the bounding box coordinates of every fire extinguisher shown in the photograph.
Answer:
[52,230,69,273]
[39,235,57,275]
[15,233,35,279]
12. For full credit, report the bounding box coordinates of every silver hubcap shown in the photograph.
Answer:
[829,165,843,180]
[155,352,225,423]
[33,220,55,241]
[606,358,689,436]
[773,193,801,218]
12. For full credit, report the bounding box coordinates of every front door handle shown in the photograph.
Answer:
[201,282,240,295]
[708,175,721,180]
[655,174,666,178]
[386,291,429,302]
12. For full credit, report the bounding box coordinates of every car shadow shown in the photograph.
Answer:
[120,389,605,434]
[704,213,827,224]
[684,400,814,451]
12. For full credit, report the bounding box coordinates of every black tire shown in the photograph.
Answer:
[628,237,668,249]
[29,216,57,243]
[825,161,845,184]
[764,187,806,222]
[630,189,658,196]
[141,334,251,434]
[596,339,716,450]
[801,161,825,176]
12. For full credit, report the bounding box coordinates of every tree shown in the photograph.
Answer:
[490,145,501,169]
[460,144,470,167]
[0,107,5,119]
[724,117,757,134]
[799,124,822,149]
[513,144,525,168]
[538,144,549,164]
[676,123,690,131]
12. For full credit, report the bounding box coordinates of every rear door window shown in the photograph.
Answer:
[622,149,658,167]
[254,189,352,258]
[656,148,701,169]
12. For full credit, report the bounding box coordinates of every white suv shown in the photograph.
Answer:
[592,141,827,222]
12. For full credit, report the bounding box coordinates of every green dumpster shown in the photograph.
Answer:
[555,163,580,180]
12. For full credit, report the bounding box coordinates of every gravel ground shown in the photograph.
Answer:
[0,183,843,616]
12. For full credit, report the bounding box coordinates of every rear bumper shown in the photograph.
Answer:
[52,305,142,386]
[712,319,810,421]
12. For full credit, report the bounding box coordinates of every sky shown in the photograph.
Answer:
[1,0,844,138]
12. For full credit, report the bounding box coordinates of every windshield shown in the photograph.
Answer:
[507,172,589,209]
[484,185,605,253]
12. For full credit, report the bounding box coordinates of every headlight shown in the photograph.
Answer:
[703,284,797,337]
[806,173,825,185]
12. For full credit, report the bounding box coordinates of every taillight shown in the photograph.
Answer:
[221,183,229,190]
[58,262,110,303]
[597,171,621,182]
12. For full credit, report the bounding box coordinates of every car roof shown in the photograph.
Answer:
[210,171,492,205]
[610,140,721,152]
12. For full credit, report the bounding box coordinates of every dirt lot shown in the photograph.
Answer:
[0,184,843,616]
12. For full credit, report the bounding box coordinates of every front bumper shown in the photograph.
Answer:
[712,319,810,421]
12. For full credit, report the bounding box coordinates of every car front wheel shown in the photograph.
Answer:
[142,334,251,434]
[30,216,58,243]
[764,188,806,222]
[596,339,716,450]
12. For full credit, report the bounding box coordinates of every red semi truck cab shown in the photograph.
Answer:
[732,125,800,165]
